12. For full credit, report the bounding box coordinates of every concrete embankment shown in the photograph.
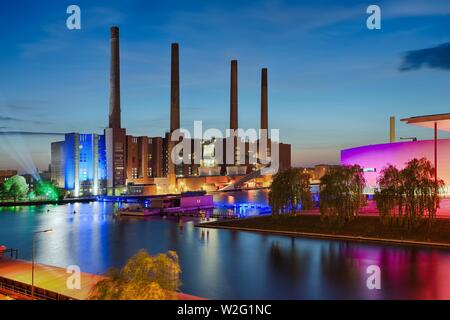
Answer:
[0,198,95,207]
[197,215,450,249]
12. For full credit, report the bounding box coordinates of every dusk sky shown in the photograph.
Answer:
[1,0,450,173]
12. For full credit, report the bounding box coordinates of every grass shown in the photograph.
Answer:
[200,215,450,245]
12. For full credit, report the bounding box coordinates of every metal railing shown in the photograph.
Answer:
[1,248,18,259]
[0,276,73,300]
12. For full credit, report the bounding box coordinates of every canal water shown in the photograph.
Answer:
[1,189,450,299]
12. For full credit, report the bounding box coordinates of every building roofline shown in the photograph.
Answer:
[401,113,450,123]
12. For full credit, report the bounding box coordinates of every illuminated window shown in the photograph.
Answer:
[132,167,138,179]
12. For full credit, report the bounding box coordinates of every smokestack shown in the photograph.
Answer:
[170,43,180,133]
[109,26,121,129]
[230,60,238,131]
[390,116,395,143]
[261,68,268,133]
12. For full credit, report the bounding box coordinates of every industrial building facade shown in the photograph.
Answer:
[51,133,106,196]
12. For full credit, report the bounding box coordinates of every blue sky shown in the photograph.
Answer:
[1,0,450,172]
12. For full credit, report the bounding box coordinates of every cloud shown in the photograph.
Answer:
[88,6,126,28]
[384,0,450,18]
[0,116,21,121]
[0,99,51,110]
[161,0,450,41]
[20,37,67,59]
[0,115,52,125]
[19,5,126,60]
[399,42,450,71]
[0,131,64,136]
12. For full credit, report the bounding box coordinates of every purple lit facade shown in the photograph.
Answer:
[341,139,450,193]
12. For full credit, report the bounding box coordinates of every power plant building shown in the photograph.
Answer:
[51,26,291,196]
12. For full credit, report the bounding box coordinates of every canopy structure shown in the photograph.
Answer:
[401,113,450,189]
[401,113,450,132]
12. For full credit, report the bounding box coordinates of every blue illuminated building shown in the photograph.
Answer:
[51,133,107,196]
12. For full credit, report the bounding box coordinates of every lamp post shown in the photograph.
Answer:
[434,122,438,210]
[31,229,52,300]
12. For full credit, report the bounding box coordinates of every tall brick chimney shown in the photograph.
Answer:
[230,60,238,131]
[170,43,180,133]
[261,68,268,134]
[109,26,121,129]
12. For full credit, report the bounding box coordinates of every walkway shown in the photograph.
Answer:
[0,259,203,300]
[0,259,102,299]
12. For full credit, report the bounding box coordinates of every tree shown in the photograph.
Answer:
[34,180,61,201]
[269,168,313,215]
[374,158,444,230]
[319,165,366,226]
[4,175,29,202]
[0,182,7,200]
[89,249,181,300]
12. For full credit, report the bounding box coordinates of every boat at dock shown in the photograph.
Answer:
[119,191,214,216]
[118,205,161,216]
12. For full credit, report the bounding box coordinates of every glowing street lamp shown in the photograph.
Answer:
[31,229,52,300]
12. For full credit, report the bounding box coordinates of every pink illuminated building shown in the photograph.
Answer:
[341,113,450,194]
[341,139,450,193]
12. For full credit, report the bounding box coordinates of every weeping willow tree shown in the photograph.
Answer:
[319,165,366,226]
[374,158,444,230]
[375,164,403,225]
[269,168,313,215]
[89,249,181,300]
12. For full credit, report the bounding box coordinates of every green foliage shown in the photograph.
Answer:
[34,180,61,201]
[269,168,313,215]
[89,249,182,300]
[319,165,366,226]
[4,175,29,202]
[0,182,7,200]
[374,158,444,230]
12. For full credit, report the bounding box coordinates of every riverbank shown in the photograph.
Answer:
[0,197,96,207]
[198,215,450,248]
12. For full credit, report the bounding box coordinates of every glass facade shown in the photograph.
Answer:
[59,133,107,196]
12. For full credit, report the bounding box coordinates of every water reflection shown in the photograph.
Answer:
[0,190,450,299]
[213,189,272,217]
[269,240,308,281]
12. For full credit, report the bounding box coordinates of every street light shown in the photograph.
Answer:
[31,229,52,300]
